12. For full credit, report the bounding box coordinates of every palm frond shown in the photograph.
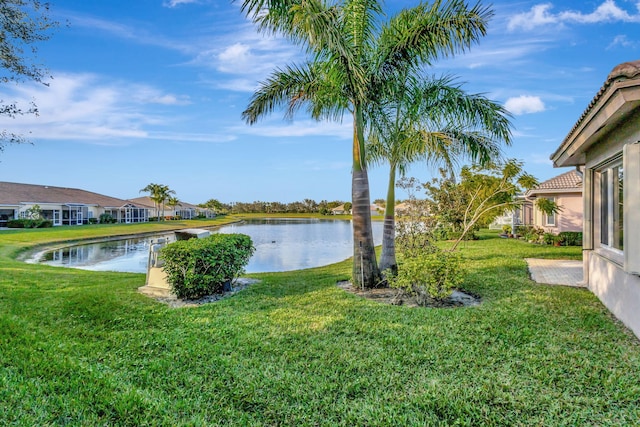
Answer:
[374,0,491,83]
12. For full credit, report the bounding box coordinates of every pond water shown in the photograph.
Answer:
[35,219,384,273]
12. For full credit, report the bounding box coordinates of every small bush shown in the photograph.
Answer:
[389,248,466,303]
[516,225,545,243]
[88,218,98,224]
[99,213,116,224]
[543,232,556,245]
[161,233,255,299]
[558,231,582,246]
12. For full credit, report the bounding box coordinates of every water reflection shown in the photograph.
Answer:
[41,234,174,272]
[37,219,383,273]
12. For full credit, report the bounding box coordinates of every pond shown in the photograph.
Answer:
[34,219,384,273]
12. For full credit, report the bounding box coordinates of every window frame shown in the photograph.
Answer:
[543,197,556,227]
[595,154,624,263]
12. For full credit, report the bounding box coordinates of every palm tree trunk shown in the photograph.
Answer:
[352,105,380,288]
[379,163,397,274]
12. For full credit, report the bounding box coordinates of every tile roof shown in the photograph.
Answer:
[537,170,582,190]
[0,181,139,208]
[128,196,200,210]
[127,196,156,208]
[563,60,640,143]
[526,170,582,197]
[552,60,640,165]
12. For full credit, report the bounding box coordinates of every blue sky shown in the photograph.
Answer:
[0,0,639,204]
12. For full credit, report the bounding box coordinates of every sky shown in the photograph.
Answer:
[0,0,639,205]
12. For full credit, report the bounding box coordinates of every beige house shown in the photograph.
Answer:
[128,196,215,220]
[331,204,351,215]
[0,182,149,226]
[525,170,583,233]
[551,60,640,339]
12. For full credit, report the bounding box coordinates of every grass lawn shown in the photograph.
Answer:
[1,225,639,426]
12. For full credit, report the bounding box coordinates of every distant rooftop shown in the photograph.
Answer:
[526,170,582,197]
[537,170,582,190]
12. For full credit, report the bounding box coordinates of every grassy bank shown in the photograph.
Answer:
[1,226,638,426]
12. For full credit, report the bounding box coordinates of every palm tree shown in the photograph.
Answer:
[166,196,182,218]
[240,0,493,288]
[140,183,175,221]
[368,74,512,272]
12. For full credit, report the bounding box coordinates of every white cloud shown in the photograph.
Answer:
[607,34,639,49]
[213,78,261,93]
[234,119,351,139]
[505,96,546,115]
[63,11,299,93]
[434,37,553,71]
[0,72,198,142]
[217,43,253,73]
[163,0,199,7]
[129,86,191,105]
[508,0,640,31]
[192,27,301,84]
[66,13,192,52]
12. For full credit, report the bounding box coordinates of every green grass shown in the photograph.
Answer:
[1,227,639,426]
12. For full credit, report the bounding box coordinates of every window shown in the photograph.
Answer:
[543,197,556,226]
[599,161,623,251]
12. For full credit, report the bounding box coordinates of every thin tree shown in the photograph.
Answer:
[368,74,511,272]
[240,0,493,288]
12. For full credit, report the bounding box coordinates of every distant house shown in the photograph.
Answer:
[128,196,215,220]
[488,171,583,233]
[550,59,640,340]
[331,204,351,215]
[0,182,149,226]
[525,170,583,233]
[394,202,410,215]
[370,204,383,215]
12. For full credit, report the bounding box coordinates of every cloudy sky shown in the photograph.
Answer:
[0,0,639,204]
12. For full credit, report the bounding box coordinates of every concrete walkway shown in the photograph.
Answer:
[525,258,585,287]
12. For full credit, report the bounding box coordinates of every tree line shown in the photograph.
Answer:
[199,198,352,215]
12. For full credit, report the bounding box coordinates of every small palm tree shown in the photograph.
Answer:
[166,196,182,218]
[140,183,175,221]
[368,74,512,272]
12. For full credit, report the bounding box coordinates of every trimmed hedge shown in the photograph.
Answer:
[7,219,53,228]
[161,233,254,299]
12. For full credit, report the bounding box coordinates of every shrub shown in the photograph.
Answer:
[389,248,466,304]
[558,231,582,246]
[502,225,512,234]
[543,232,556,245]
[99,213,116,224]
[161,233,255,299]
[88,218,98,224]
[7,218,53,228]
[516,225,545,243]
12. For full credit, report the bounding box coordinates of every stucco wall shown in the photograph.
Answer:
[582,108,640,342]
[531,192,583,233]
[588,251,640,340]
[556,194,583,232]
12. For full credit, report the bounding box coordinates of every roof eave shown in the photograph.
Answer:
[552,67,640,168]
[526,187,582,197]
